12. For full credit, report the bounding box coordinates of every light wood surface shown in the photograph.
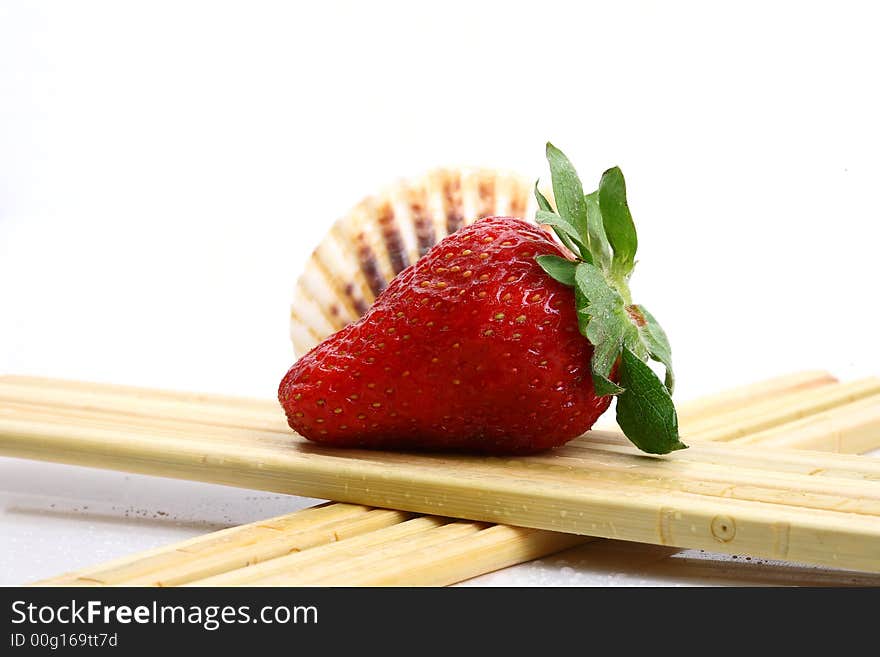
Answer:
[9,371,878,584]
[731,394,880,453]
[674,371,837,423]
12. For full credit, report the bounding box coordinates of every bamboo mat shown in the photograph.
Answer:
[2,372,880,583]
[16,371,855,587]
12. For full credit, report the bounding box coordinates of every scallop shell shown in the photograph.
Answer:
[290,168,536,356]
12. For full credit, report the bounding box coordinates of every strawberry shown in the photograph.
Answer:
[280,217,609,453]
[279,144,683,454]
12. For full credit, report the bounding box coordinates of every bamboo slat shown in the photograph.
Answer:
[40,375,880,587]
[27,371,834,587]
[730,394,880,453]
[36,503,376,586]
[0,378,287,433]
[38,507,427,587]
[5,374,880,577]
[683,378,880,441]
[0,375,279,412]
[0,371,839,441]
[261,524,584,587]
[112,508,410,587]
[674,371,837,424]
[200,524,587,587]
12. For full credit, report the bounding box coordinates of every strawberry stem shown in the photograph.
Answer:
[535,143,683,455]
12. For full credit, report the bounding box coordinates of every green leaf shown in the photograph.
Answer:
[574,262,628,393]
[534,180,554,213]
[584,191,613,270]
[536,255,577,286]
[577,282,623,396]
[615,347,686,454]
[536,143,680,454]
[535,209,590,262]
[634,304,675,393]
[573,285,590,335]
[546,143,589,244]
[586,318,625,384]
[593,369,625,396]
[622,319,648,361]
[598,167,638,277]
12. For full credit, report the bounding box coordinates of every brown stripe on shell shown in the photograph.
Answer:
[375,200,409,275]
[356,236,387,298]
[309,244,366,326]
[509,188,528,218]
[344,283,370,316]
[306,256,356,332]
[477,176,496,219]
[443,175,464,234]
[407,191,436,256]
[414,212,436,255]
[301,273,348,334]
[289,306,326,344]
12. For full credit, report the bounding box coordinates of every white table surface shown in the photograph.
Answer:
[2,1,878,586]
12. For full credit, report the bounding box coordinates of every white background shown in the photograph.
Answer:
[1,1,878,585]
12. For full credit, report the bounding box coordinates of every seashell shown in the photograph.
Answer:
[290,168,537,356]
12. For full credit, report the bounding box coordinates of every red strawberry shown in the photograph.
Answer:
[279,216,610,453]
[280,144,683,455]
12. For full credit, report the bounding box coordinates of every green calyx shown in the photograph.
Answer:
[535,142,685,455]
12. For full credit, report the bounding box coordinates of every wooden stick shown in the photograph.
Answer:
[121,508,412,587]
[282,525,589,587]
[195,394,880,586]
[518,537,880,587]
[36,502,376,586]
[2,371,847,449]
[5,407,880,572]
[0,378,288,433]
[0,375,277,412]
[35,372,832,587]
[0,371,836,437]
[19,372,880,586]
[193,516,462,586]
[0,400,292,446]
[8,372,867,464]
[568,430,880,481]
[156,399,880,590]
[730,394,880,453]
[684,377,880,441]
[674,370,837,423]
[266,522,491,586]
